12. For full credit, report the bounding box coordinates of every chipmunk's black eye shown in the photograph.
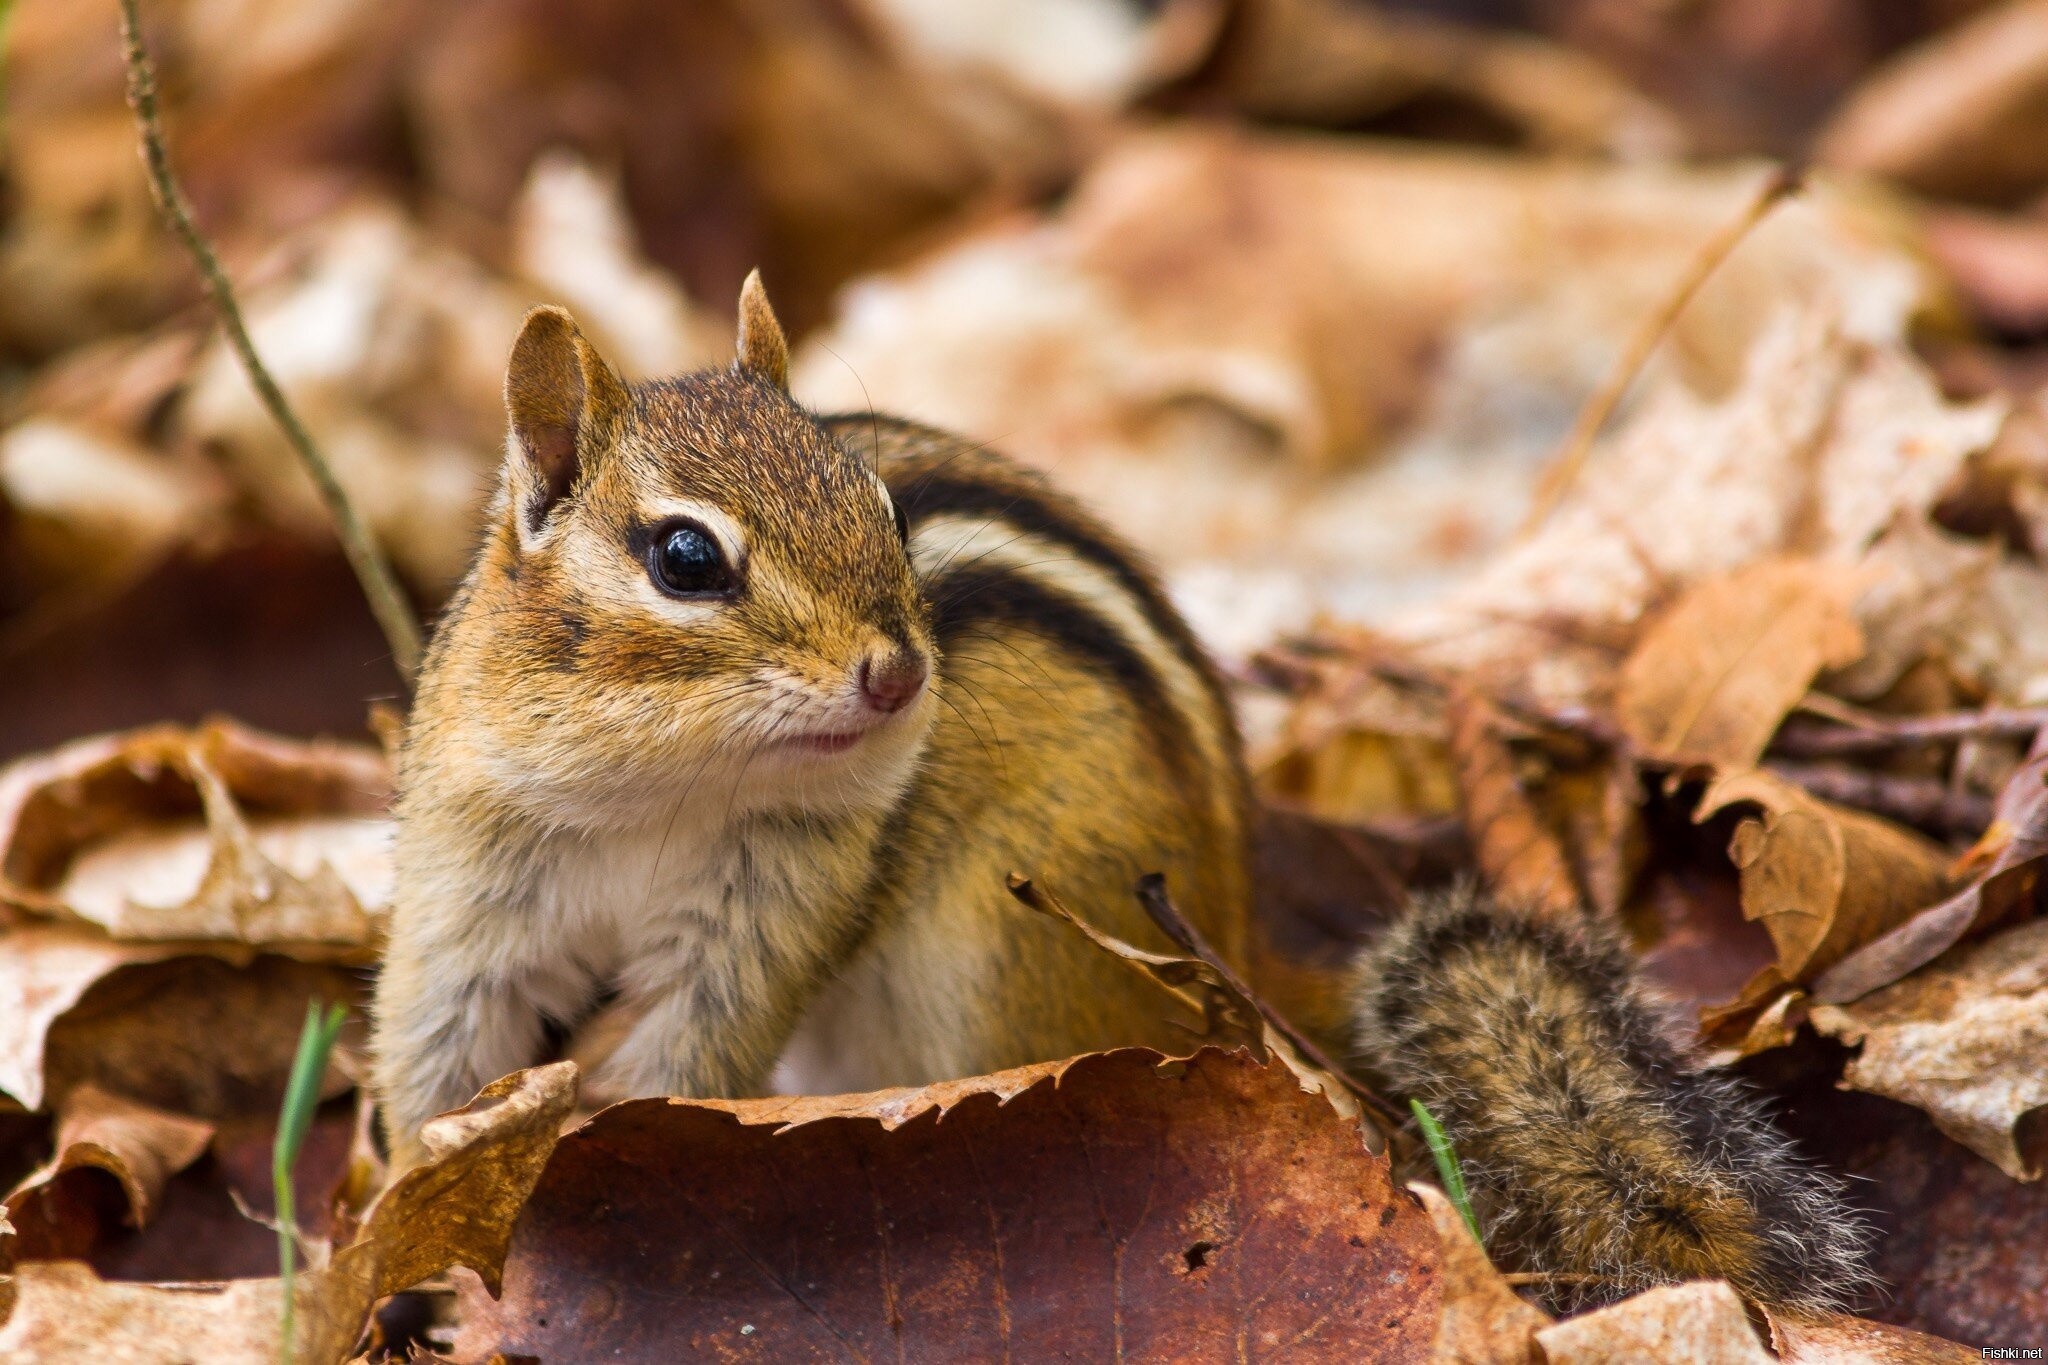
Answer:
[648,521,733,598]
[891,498,909,547]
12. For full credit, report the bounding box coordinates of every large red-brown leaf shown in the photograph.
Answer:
[457,1048,1439,1362]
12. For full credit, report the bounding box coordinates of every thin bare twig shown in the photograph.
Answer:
[117,0,423,684]
[1500,1271,1611,1289]
[1132,874,1407,1128]
[1766,760,1994,838]
[1772,706,2048,758]
[1518,167,1803,536]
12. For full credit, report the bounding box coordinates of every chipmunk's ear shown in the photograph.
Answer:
[734,268,789,391]
[504,305,630,539]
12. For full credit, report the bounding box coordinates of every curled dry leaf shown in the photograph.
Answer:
[323,1061,579,1303]
[457,1048,1438,1362]
[1815,734,2048,1005]
[0,920,362,1117]
[1615,558,1865,772]
[1386,282,2000,711]
[1445,692,1580,916]
[0,1063,578,1365]
[1534,1280,1775,1364]
[1698,768,1954,986]
[2,1085,214,1264]
[0,720,392,954]
[1411,1182,1549,1365]
[1810,919,2048,1182]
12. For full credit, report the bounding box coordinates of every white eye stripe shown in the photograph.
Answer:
[639,498,747,566]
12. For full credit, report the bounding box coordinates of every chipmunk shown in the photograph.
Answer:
[371,273,1249,1168]
[371,274,1871,1313]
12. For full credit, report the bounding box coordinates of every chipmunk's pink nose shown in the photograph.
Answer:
[859,648,928,713]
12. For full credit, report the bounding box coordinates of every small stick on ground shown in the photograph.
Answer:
[117,0,424,684]
[1772,705,2048,758]
[1133,873,1405,1128]
[1519,166,1803,536]
[1767,760,1995,837]
[1500,1272,1612,1290]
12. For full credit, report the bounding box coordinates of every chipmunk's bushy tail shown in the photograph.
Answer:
[1351,887,1874,1312]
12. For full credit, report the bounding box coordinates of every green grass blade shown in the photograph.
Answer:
[1411,1097,1483,1246]
[276,999,348,1365]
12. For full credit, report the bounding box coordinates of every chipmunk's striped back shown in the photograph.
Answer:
[770,415,1251,1091]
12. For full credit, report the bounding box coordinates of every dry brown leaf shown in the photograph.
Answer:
[1818,0,2048,203]
[0,1263,296,1365]
[1413,1181,1549,1365]
[1615,559,1865,771]
[322,1061,578,1303]
[0,111,189,357]
[2,1085,214,1265]
[1697,769,1954,985]
[42,952,363,1124]
[509,154,726,384]
[1009,875,1378,1133]
[456,1049,1438,1361]
[1815,735,2048,1004]
[1811,919,2048,1182]
[1387,290,2000,712]
[1534,1280,1775,1364]
[1447,692,1580,915]
[0,416,229,622]
[1153,0,1684,158]
[0,721,392,954]
[1634,864,1779,1020]
[173,203,526,594]
[1543,755,1644,922]
[0,922,360,1116]
[1782,1062,2048,1342]
[0,1064,577,1364]
[1532,1278,1980,1362]
[1765,1307,1979,1364]
[796,132,1968,656]
[1828,517,2000,704]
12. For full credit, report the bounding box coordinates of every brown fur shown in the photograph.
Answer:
[375,290,1868,1313]
[1352,889,1875,1312]
[371,297,1249,1169]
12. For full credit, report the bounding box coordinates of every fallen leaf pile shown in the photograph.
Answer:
[6,0,2048,1358]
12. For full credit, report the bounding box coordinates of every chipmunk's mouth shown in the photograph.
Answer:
[778,729,868,756]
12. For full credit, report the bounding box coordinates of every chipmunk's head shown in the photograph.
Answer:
[460,274,936,823]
